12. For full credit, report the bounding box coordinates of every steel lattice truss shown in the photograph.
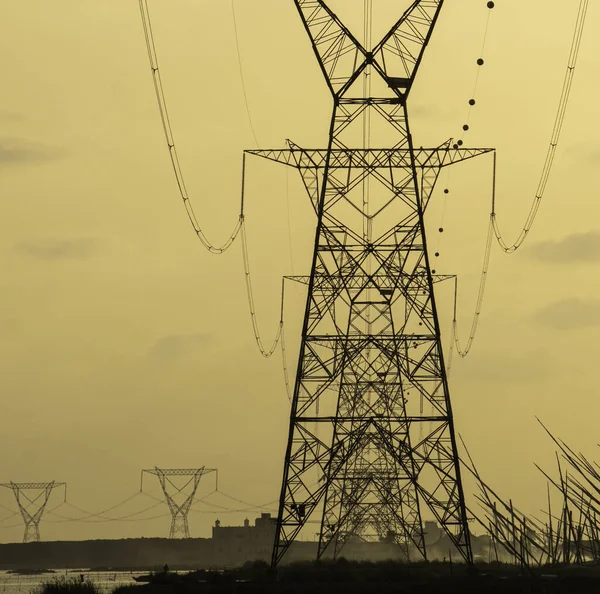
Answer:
[246,0,493,567]
[141,467,216,539]
[0,481,66,543]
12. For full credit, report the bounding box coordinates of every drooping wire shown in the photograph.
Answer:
[453,217,494,359]
[46,497,166,524]
[491,0,589,253]
[450,1,588,358]
[231,0,260,148]
[59,491,144,521]
[189,490,279,515]
[451,151,495,359]
[206,489,279,510]
[138,0,243,254]
[140,2,290,362]
[240,221,283,358]
[0,511,19,523]
[280,320,293,403]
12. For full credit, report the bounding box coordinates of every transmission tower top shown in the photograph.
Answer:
[1,481,66,543]
[141,467,217,539]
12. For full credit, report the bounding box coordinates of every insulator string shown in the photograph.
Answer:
[280,317,293,403]
[453,216,494,359]
[240,220,283,358]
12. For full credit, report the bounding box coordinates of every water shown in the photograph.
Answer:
[0,571,146,593]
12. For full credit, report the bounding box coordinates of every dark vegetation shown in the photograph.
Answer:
[34,576,101,594]
[109,560,600,594]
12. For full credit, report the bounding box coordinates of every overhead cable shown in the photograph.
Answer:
[452,1,588,358]
[139,0,243,254]
[231,0,260,148]
[241,221,284,358]
[491,0,589,253]
[453,216,494,359]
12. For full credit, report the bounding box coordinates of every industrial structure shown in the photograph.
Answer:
[245,1,492,566]
[141,467,216,539]
[1,481,66,543]
[138,0,588,569]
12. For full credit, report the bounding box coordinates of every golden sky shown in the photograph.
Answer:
[0,0,599,542]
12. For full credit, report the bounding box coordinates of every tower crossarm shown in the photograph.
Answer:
[141,468,216,477]
[285,274,455,288]
[246,146,494,170]
[0,482,66,489]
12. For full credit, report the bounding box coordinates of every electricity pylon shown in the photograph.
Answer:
[1,481,66,543]
[246,1,492,566]
[141,467,216,538]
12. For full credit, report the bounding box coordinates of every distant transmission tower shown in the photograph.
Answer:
[246,1,492,565]
[1,481,66,543]
[141,467,216,538]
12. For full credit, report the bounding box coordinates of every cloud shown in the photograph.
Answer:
[0,137,61,167]
[461,348,557,384]
[526,231,600,264]
[14,238,99,261]
[0,111,23,123]
[534,297,600,331]
[149,333,214,361]
[565,141,600,164]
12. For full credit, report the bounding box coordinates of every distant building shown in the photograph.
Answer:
[212,513,276,562]
[423,521,443,546]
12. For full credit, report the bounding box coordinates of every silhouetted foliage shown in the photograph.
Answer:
[111,560,600,594]
[33,576,101,594]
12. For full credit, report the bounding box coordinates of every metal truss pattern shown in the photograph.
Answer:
[255,0,493,567]
[0,481,66,543]
[141,467,216,539]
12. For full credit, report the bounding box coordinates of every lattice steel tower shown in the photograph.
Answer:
[1,481,66,543]
[141,467,216,538]
[246,0,492,566]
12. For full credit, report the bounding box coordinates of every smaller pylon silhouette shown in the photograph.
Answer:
[141,467,216,538]
[0,481,66,543]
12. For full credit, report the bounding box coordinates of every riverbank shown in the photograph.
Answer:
[108,561,600,594]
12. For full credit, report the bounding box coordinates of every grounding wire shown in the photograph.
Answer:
[491,0,588,253]
[138,0,243,254]
[231,0,260,148]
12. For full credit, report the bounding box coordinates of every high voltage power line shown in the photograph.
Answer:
[134,0,591,565]
[0,489,280,528]
[491,0,589,254]
[451,0,588,359]
[139,0,590,371]
[139,0,284,362]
